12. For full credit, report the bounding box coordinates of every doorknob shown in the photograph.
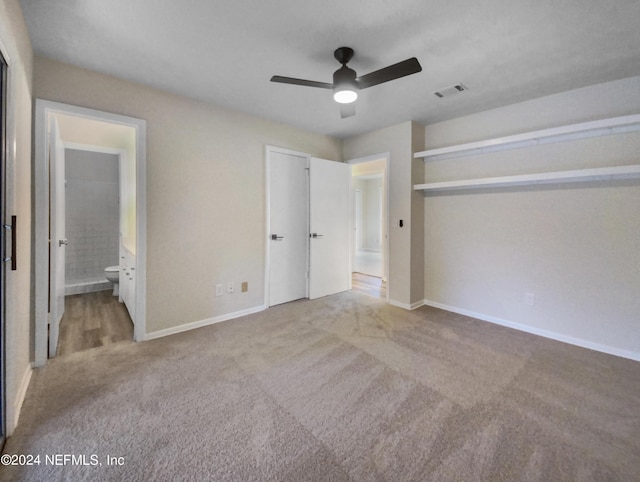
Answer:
[270,234,284,240]
[58,239,68,246]
[310,233,324,238]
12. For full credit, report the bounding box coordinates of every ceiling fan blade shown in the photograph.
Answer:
[357,57,422,89]
[270,75,333,89]
[340,103,356,119]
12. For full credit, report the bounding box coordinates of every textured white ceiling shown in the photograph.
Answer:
[19,0,640,138]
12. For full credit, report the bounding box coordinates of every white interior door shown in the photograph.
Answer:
[268,150,309,306]
[309,157,350,299]
[49,118,66,357]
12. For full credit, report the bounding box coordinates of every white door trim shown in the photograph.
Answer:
[34,100,147,366]
[0,36,9,442]
[347,152,391,302]
[264,145,311,308]
[63,142,126,156]
[48,116,64,358]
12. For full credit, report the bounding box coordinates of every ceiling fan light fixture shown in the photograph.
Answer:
[333,64,358,104]
[333,87,358,104]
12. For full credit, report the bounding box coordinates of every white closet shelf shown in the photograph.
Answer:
[414,114,640,161]
[414,165,640,192]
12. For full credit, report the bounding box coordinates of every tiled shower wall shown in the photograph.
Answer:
[65,149,120,293]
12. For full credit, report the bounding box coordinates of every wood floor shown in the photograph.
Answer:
[57,290,133,356]
[351,272,386,299]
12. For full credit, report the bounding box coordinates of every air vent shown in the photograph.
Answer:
[434,83,468,98]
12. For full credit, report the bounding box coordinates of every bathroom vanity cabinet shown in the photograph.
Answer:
[120,248,136,323]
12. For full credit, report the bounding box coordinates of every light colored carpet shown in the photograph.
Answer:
[2,291,639,481]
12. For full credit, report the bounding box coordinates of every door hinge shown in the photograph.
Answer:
[3,215,17,270]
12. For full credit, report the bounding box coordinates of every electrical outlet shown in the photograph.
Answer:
[524,292,535,306]
[241,281,248,292]
[215,284,223,297]
[227,281,234,294]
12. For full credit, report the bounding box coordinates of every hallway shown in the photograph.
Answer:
[353,250,382,278]
[351,272,386,299]
[57,290,133,356]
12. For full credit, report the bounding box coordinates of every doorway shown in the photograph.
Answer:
[352,173,383,277]
[56,147,134,355]
[349,154,389,300]
[34,100,147,366]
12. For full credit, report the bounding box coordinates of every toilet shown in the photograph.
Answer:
[104,266,120,296]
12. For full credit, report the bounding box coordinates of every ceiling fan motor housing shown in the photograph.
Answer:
[333,65,358,87]
[334,46,354,65]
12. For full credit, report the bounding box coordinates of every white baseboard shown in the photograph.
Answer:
[423,299,640,362]
[8,365,32,436]
[145,304,267,341]
[389,299,425,311]
[65,281,112,296]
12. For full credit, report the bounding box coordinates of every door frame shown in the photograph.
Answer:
[264,145,311,307]
[47,116,64,358]
[0,41,7,448]
[347,152,390,302]
[34,100,147,366]
[354,189,363,252]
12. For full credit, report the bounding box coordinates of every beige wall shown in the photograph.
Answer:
[34,56,342,334]
[410,122,425,303]
[344,121,424,306]
[423,76,640,357]
[0,0,33,434]
[351,159,386,177]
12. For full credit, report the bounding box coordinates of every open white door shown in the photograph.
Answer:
[49,118,66,357]
[309,157,350,299]
[267,150,309,306]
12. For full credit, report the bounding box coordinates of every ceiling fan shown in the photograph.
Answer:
[271,47,422,118]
